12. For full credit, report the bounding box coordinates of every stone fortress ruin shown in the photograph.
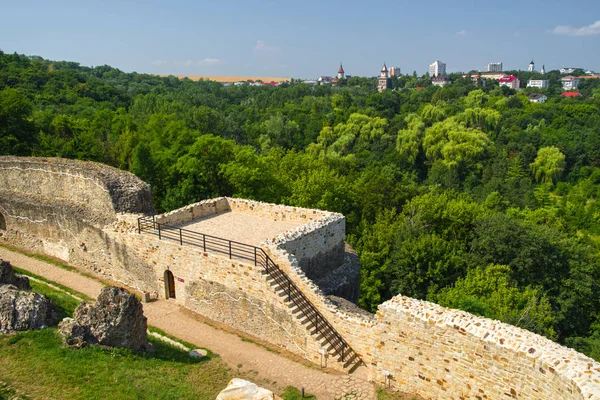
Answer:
[1,156,600,399]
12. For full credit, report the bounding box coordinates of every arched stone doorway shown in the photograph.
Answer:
[164,270,176,299]
[0,212,6,231]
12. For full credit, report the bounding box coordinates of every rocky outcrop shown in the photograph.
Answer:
[216,379,281,400]
[59,286,148,351]
[0,259,31,290]
[0,285,57,333]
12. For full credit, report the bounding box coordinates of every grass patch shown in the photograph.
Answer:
[280,386,317,400]
[29,280,82,319]
[147,326,212,356]
[0,329,233,400]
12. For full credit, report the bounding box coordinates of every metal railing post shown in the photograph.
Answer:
[179,229,183,245]
[152,215,155,230]
[254,247,257,266]
[203,235,206,252]
[137,218,141,234]
[229,241,232,259]
[288,280,291,302]
[158,223,161,240]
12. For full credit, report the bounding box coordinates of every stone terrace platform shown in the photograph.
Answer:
[179,211,300,246]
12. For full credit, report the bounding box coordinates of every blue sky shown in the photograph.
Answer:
[1,0,599,78]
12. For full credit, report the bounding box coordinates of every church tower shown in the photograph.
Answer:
[338,63,345,80]
[377,63,391,92]
[528,60,535,72]
[541,64,546,75]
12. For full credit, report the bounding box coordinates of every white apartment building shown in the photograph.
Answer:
[488,62,503,72]
[561,76,580,90]
[527,79,549,88]
[429,60,446,77]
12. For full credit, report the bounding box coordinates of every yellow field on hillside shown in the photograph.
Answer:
[159,75,290,83]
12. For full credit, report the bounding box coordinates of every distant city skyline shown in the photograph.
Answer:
[1,0,599,78]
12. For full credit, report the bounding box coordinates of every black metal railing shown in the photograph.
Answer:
[138,215,360,366]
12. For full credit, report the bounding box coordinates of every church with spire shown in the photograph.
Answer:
[377,63,391,92]
[338,63,345,80]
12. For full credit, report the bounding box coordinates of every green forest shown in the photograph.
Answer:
[2,50,600,360]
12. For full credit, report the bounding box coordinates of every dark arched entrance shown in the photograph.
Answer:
[164,270,175,299]
[0,212,5,231]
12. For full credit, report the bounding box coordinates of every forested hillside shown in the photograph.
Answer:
[2,50,600,360]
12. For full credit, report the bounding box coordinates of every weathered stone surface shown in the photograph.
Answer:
[60,286,148,351]
[58,317,88,348]
[0,285,57,333]
[216,379,281,400]
[0,259,31,290]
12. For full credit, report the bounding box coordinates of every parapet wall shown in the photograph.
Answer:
[3,157,600,399]
[0,156,154,227]
[264,245,600,400]
[155,197,346,281]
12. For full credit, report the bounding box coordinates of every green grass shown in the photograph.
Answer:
[4,254,303,400]
[0,329,233,400]
[280,386,317,400]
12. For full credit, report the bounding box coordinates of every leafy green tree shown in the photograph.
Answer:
[436,264,556,339]
[530,146,566,184]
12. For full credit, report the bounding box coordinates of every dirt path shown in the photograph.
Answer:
[0,247,377,400]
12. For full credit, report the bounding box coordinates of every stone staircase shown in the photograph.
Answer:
[263,260,363,372]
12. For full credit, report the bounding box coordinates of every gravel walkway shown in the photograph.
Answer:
[0,246,379,400]
[179,211,300,245]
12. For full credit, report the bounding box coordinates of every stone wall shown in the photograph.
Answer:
[155,198,229,226]
[263,245,600,399]
[3,157,600,399]
[0,156,154,228]
[154,197,347,281]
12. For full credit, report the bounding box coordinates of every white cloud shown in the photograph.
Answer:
[198,58,221,66]
[456,30,467,36]
[552,20,600,36]
[254,40,280,53]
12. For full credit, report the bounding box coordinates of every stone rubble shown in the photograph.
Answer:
[58,286,149,351]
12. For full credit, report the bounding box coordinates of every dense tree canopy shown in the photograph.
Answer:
[2,50,600,360]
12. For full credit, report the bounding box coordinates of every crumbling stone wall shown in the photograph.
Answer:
[264,244,600,399]
[3,156,600,398]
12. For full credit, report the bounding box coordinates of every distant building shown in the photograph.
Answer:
[431,75,450,87]
[429,60,446,77]
[463,72,505,81]
[528,94,547,103]
[377,63,392,92]
[541,65,546,75]
[488,62,503,72]
[337,63,345,80]
[528,60,535,72]
[561,91,581,98]
[499,75,520,89]
[317,76,333,85]
[390,66,401,77]
[560,67,584,74]
[527,79,549,88]
[561,76,580,90]
[302,80,318,86]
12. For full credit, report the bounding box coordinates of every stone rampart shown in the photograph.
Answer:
[2,157,600,399]
[263,245,600,400]
[0,156,153,227]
